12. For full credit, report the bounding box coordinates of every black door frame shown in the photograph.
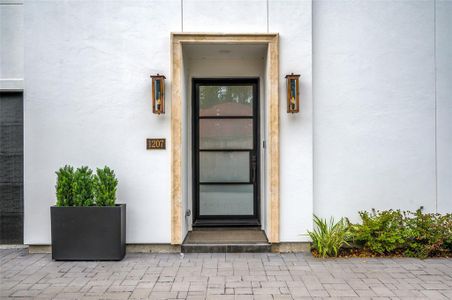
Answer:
[192,78,260,227]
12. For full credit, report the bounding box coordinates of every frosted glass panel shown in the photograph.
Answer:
[200,185,253,215]
[200,152,249,182]
[199,85,253,116]
[200,119,253,149]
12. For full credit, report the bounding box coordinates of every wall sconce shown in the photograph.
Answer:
[285,73,300,113]
[150,74,166,115]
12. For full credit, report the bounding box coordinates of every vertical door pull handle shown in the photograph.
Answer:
[251,154,257,183]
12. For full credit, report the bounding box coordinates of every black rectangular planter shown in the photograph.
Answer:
[51,204,126,261]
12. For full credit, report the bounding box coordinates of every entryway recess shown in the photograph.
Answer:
[171,33,279,244]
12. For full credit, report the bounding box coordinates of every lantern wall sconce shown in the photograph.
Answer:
[150,74,166,115]
[285,73,300,113]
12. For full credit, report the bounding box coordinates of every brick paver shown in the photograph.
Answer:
[1,248,451,299]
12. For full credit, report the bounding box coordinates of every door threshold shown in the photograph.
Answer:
[193,219,260,227]
[193,226,261,231]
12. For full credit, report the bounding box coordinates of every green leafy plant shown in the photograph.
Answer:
[403,210,452,258]
[346,209,452,258]
[348,209,406,254]
[93,166,118,206]
[72,166,95,206]
[443,215,452,252]
[308,215,349,258]
[55,165,74,206]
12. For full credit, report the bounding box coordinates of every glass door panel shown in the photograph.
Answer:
[199,85,253,116]
[193,79,259,226]
[199,151,250,182]
[199,185,254,215]
[199,119,253,149]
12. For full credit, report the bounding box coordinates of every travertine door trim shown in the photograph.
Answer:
[171,33,279,244]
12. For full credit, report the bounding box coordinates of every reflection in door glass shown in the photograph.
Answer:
[199,85,253,116]
[199,119,253,149]
[199,184,253,215]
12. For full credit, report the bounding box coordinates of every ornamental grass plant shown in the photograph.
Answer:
[308,215,349,258]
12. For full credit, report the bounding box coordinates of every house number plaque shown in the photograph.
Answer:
[146,138,166,150]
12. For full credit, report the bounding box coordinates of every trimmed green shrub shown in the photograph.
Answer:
[55,165,119,207]
[72,166,95,206]
[55,165,74,206]
[308,215,349,258]
[348,209,406,254]
[93,166,118,206]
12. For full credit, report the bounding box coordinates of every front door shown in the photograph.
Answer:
[193,78,260,226]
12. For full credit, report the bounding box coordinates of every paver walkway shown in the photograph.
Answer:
[1,248,451,299]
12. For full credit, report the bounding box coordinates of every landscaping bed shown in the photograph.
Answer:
[309,209,452,259]
[311,247,452,258]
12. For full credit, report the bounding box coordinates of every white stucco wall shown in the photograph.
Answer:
[270,0,313,242]
[20,0,451,245]
[436,0,452,213]
[23,0,314,244]
[183,0,267,33]
[182,0,315,242]
[313,0,451,220]
[24,0,181,244]
[0,0,23,90]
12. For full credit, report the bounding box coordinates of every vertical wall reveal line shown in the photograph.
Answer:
[434,0,438,213]
[311,0,316,226]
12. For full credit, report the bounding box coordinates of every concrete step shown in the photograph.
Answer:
[182,243,271,253]
[181,229,271,253]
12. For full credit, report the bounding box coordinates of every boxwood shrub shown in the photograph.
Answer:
[55,165,118,207]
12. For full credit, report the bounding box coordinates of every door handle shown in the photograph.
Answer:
[251,154,257,183]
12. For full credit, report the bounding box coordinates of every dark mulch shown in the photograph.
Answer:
[310,248,452,259]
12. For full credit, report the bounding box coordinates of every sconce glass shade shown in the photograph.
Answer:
[285,73,300,113]
[151,74,166,114]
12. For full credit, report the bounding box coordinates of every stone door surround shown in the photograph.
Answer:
[171,33,279,244]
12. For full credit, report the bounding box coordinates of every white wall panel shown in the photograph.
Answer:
[183,0,267,33]
[313,0,436,221]
[436,0,452,213]
[269,0,313,241]
[24,0,181,244]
